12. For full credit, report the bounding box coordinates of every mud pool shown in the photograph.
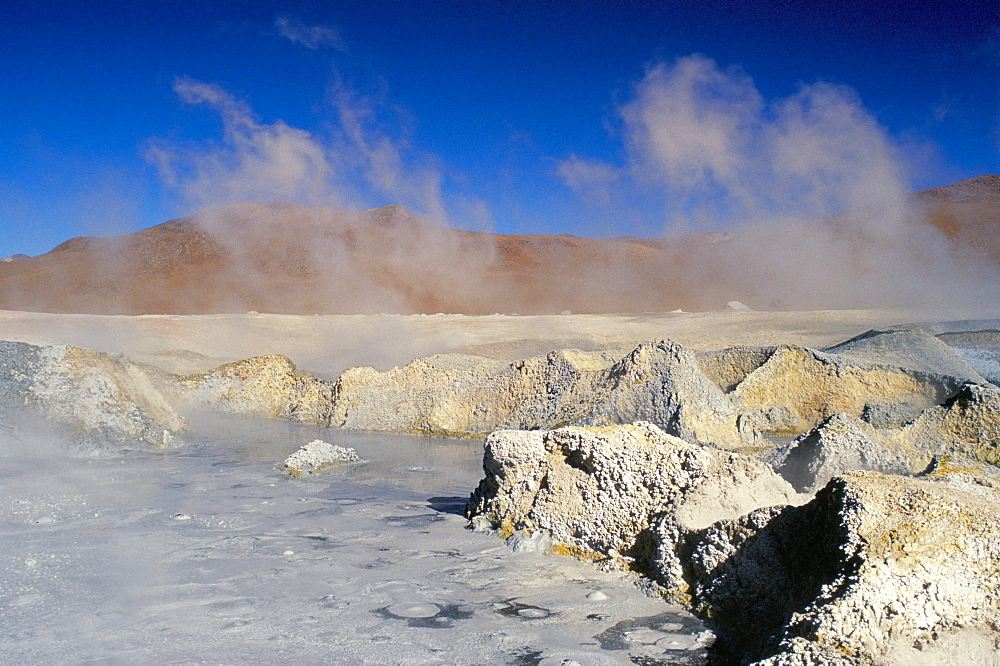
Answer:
[0,414,711,664]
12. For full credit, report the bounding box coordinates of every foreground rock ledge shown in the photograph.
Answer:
[466,423,1000,664]
[467,422,800,584]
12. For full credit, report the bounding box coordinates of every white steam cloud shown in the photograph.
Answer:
[564,55,909,232]
[330,82,448,224]
[556,155,620,205]
[146,77,454,224]
[140,76,499,317]
[559,55,1000,310]
[147,78,342,210]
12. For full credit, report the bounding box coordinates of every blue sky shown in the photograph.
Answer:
[1,0,998,256]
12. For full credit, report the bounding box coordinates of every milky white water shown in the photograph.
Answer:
[0,414,710,665]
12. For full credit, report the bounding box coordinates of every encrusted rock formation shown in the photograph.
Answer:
[466,422,801,589]
[770,413,913,493]
[166,332,977,454]
[824,328,988,384]
[466,423,1000,664]
[577,341,741,448]
[168,354,335,424]
[687,467,1000,664]
[0,340,186,447]
[172,341,745,447]
[901,383,1000,465]
[728,345,962,437]
[938,328,1000,386]
[8,325,996,466]
[771,383,1000,492]
[282,439,362,476]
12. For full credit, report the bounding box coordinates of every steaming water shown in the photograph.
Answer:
[0,415,710,665]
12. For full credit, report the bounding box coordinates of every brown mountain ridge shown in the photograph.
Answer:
[1,175,997,315]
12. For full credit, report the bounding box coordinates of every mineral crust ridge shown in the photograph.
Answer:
[466,422,1000,664]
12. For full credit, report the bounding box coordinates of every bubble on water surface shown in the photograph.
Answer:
[387,602,440,618]
[496,600,553,620]
[375,602,473,628]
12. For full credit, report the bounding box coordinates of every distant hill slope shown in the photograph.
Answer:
[0,176,997,315]
[916,174,1000,262]
[0,203,723,314]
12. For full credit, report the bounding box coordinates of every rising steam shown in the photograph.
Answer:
[140,77,501,316]
[126,55,1000,315]
[560,55,1000,311]
[146,77,459,227]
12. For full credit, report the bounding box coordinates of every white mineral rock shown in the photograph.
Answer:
[466,422,800,589]
[0,340,187,448]
[687,469,1000,663]
[282,439,362,476]
[467,422,1000,663]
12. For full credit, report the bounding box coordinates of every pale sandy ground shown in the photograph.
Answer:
[1,307,998,378]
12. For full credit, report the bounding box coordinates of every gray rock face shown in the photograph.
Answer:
[697,346,774,393]
[467,423,1000,664]
[687,469,1000,664]
[938,329,1000,386]
[771,384,1000,492]
[860,400,924,428]
[826,328,988,385]
[466,423,800,595]
[0,340,187,448]
[579,341,741,449]
[771,413,915,493]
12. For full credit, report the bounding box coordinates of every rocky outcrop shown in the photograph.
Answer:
[162,332,985,454]
[697,346,774,393]
[770,413,916,493]
[937,328,1000,386]
[467,423,1000,664]
[729,345,960,437]
[324,338,968,447]
[770,383,1000,492]
[902,383,1000,466]
[0,340,187,448]
[168,354,336,424]
[307,341,743,447]
[579,341,741,448]
[825,328,988,385]
[686,469,1000,664]
[466,423,800,592]
[330,353,518,435]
